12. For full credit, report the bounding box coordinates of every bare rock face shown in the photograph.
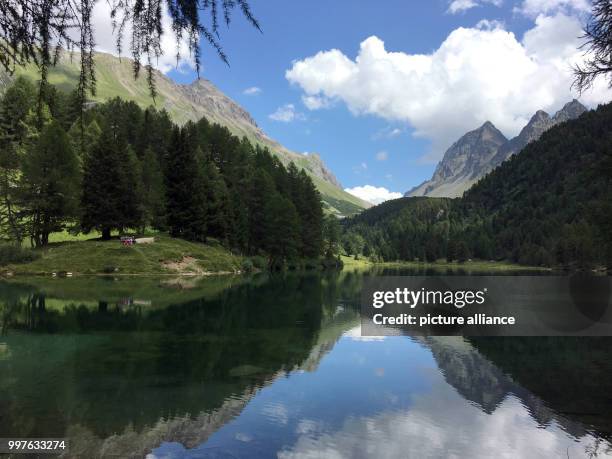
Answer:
[406,121,507,198]
[552,99,588,124]
[406,100,588,198]
[176,78,343,188]
[489,110,553,169]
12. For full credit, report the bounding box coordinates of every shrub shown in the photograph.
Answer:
[0,244,40,265]
[241,258,254,273]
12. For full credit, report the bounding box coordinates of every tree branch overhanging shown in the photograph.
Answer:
[0,0,260,102]
[573,0,612,94]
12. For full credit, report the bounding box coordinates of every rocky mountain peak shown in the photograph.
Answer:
[478,121,506,142]
[406,99,589,199]
[553,99,587,123]
[418,121,506,194]
[530,110,550,123]
[515,110,553,144]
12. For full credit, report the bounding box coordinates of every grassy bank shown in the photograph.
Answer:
[340,255,549,272]
[1,235,243,276]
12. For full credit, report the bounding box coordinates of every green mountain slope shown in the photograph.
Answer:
[345,103,612,268]
[0,51,368,216]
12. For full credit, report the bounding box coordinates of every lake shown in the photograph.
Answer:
[1,270,612,458]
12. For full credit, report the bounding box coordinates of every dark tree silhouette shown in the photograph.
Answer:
[573,0,612,93]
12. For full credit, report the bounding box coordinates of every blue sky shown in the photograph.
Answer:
[95,0,610,204]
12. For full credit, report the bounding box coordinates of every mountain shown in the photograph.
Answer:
[406,121,507,198]
[490,100,587,169]
[346,102,612,268]
[0,51,369,216]
[406,100,588,198]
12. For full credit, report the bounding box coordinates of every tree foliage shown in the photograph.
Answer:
[0,0,260,102]
[574,0,612,93]
[81,124,143,239]
[19,121,81,246]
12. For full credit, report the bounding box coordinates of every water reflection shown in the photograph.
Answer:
[0,272,611,458]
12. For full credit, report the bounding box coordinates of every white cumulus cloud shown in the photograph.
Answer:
[243,86,262,95]
[286,14,612,161]
[269,104,305,122]
[516,0,591,17]
[448,0,503,14]
[345,185,402,205]
[302,95,332,109]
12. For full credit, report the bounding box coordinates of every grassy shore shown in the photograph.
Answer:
[340,255,549,272]
[2,236,548,277]
[2,235,243,276]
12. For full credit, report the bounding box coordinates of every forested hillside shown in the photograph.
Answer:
[0,77,338,269]
[0,51,369,217]
[345,103,612,269]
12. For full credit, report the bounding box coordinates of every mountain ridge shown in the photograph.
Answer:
[406,100,587,198]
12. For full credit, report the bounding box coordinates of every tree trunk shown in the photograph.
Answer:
[101,227,111,240]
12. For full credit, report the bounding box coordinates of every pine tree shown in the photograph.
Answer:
[264,193,300,269]
[228,188,249,252]
[456,241,470,263]
[293,168,323,258]
[68,119,101,159]
[19,121,81,246]
[140,148,166,231]
[164,125,207,241]
[0,77,37,244]
[203,161,230,241]
[323,215,342,257]
[81,124,143,239]
[446,239,457,262]
[247,169,276,253]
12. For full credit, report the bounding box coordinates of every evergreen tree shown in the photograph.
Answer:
[446,239,457,262]
[81,124,143,239]
[247,169,276,253]
[19,121,81,246]
[68,119,101,159]
[456,241,470,263]
[297,169,323,258]
[264,193,300,269]
[164,125,207,241]
[140,148,166,231]
[203,161,230,241]
[0,77,37,244]
[323,215,342,257]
